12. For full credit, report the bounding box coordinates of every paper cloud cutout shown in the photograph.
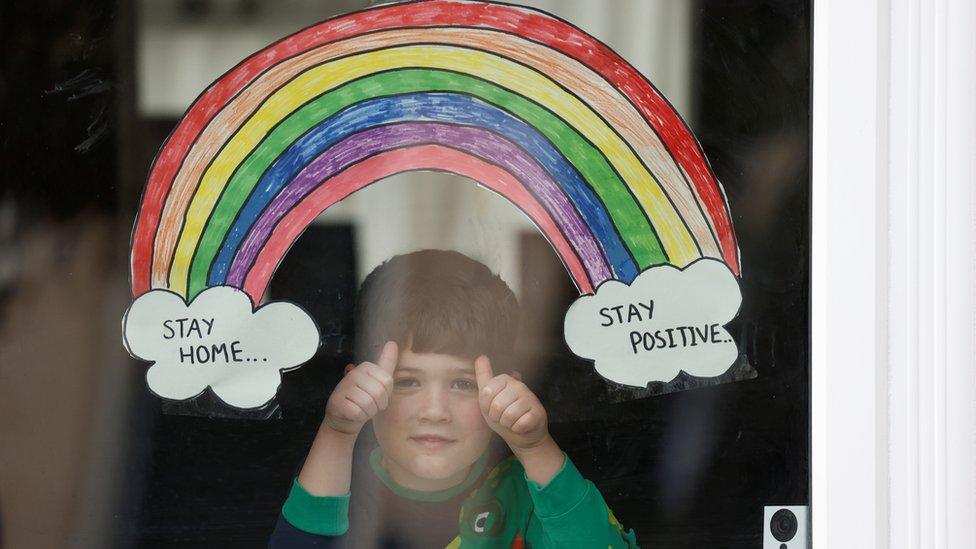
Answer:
[122,286,319,409]
[564,259,742,387]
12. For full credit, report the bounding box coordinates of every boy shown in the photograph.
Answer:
[270,250,638,548]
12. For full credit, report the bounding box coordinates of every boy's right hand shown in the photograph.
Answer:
[323,341,398,437]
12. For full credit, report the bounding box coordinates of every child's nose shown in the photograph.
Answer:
[417,387,451,423]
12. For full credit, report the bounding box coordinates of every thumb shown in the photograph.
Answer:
[474,355,494,390]
[377,341,399,374]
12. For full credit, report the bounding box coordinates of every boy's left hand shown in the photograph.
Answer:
[475,356,549,452]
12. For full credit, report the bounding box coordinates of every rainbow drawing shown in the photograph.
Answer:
[129,0,740,302]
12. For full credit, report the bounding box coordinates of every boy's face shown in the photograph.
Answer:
[372,346,493,492]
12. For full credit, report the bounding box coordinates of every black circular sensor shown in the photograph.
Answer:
[770,509,798,542]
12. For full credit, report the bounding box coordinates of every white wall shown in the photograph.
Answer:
[813,0,976,546]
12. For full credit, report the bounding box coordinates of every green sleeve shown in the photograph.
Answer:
[524,455,639,548]
[280,478,351,535]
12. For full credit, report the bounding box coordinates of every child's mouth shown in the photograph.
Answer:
[410,435,455,449]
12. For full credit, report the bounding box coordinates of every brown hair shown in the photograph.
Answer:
[354,250,520,370]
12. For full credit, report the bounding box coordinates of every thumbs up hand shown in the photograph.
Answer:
[474,355,549,452]
[323,341,398,437]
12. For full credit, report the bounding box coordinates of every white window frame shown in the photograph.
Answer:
[812,0,975,547]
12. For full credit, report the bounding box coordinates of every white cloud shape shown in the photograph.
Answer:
[564,258,741,387]
[122,286,320,409]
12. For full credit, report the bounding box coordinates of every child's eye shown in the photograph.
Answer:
[452,379,477,392]
[394,377,419,389]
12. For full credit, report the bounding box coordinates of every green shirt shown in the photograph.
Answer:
[277,449,639,548]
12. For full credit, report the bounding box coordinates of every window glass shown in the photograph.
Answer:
[0,1,809,546]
